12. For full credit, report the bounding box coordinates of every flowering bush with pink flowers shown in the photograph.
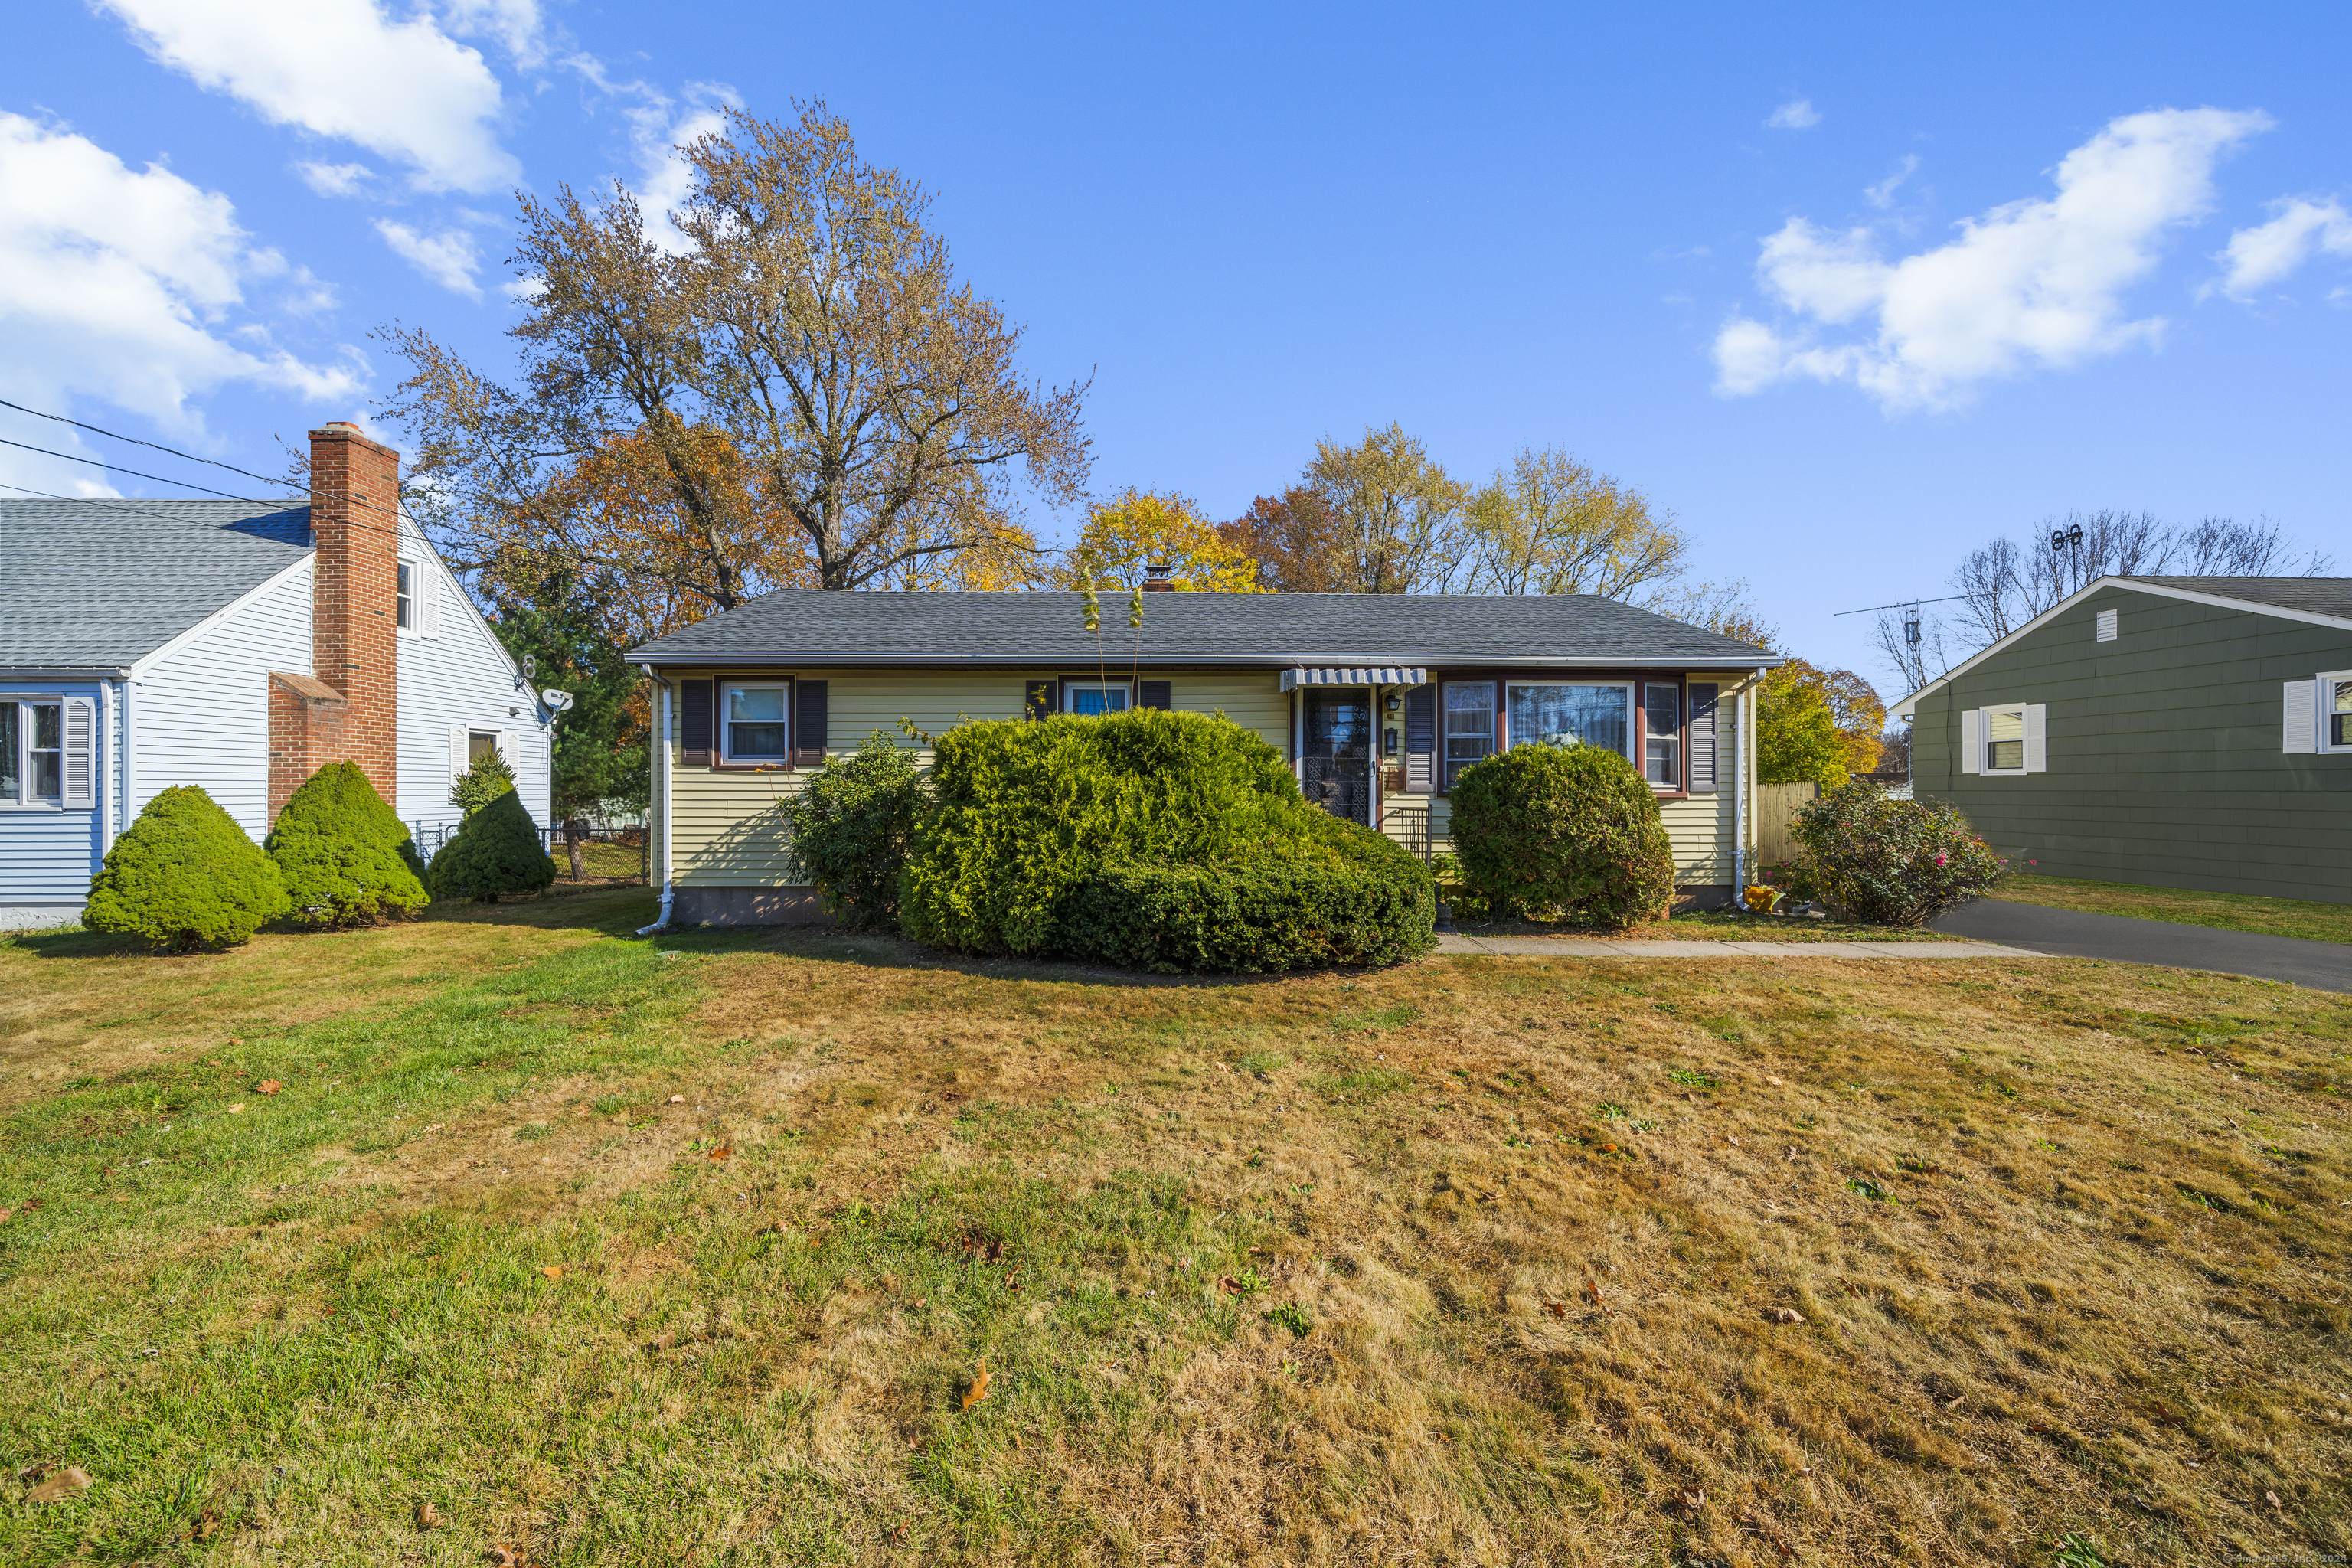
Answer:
[1789,782,2005,927]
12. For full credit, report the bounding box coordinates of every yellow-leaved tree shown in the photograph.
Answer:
[1053,488,1264,591]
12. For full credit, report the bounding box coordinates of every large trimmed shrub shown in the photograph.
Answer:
[425,789,557,902]
[264,761,428,929]
[1059,833,1435,973]
[1449,743,1674,929]
[1792,782,2004,927]
[899,708,1432,969]
[777,730,928,930]
[84,786,289,950]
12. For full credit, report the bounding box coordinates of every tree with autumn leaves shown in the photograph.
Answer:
[384,103,1089,616]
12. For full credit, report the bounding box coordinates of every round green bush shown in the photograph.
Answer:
[899,707,1432,969]
[425,789,557,902]
[1448,743,1674,929]
[1792,782,2004,926]
[264,761,428,929]
[84,785,290,950]
[776,730,928,930]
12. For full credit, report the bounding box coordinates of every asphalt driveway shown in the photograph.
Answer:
[1932,898,2352,994]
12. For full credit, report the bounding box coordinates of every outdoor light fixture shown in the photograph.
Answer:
[1385,694,1401,714]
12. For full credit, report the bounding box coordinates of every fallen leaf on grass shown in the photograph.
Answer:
[1218,1275,1245,1295]
[667,1095,686,1105]
[2268,1491,2284,1511]
[186,1510,220,1540]
[1766,1308,1805,1325]
[707,1146,731,1161]
[540,1265,564,1282]
[1543,1300,1567,1318]
[226,1104,245,1115]
[962,1359,990,1410]
[1583,1279,1612,1315]
[416,1501,439,1529]
[256,1080,282,1096]
[488,1544,530,1566]
[28,1466,93,1503]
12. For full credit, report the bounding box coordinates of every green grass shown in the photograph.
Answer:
[1990,873,2352,945]
[4,887,2348,1564]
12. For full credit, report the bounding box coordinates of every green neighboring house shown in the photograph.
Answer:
[1894,576,2352,906]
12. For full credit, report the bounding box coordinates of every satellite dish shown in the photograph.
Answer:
[541,689,576,714]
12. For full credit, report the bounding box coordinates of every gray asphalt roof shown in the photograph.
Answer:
[0,499,312,668]
[2121,576,2352,621]
[631,589,1781,667]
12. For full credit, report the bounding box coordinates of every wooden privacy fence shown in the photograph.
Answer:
[1755,782,1820,866]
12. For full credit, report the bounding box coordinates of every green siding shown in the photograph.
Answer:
[1909,586,2352,904]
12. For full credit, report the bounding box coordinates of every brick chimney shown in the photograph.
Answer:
[1142,560,1175,593]
[266,423,400,818]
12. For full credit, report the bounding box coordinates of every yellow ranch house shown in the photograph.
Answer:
[629,576,1781,928]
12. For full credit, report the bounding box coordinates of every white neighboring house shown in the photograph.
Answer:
[0,422,556,930]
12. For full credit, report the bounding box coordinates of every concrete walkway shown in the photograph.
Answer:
[1432,933,2036,959]
[1932,898,2352,993]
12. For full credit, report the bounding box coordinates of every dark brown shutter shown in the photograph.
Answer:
[1138,680,1171,710]
[795,679,828,764]
[1024,679,1060,720]
[1403,685,1436,792]
[1687,682,1717,792]
[681,678,714,766]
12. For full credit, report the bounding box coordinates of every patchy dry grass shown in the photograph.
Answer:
[1992,874,2352,946]
[2,890,2347,1566]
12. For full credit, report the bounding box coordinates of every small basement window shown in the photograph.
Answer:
[1984,705,2026,773]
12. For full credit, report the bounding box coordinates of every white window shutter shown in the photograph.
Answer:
[2282,681,2317,754]
[449,725,470,790]
[62,697,96,808]
[420,561,440,638]
[2024,704,2047,773]
[498,728,520,771]
[1960,708,1981,774]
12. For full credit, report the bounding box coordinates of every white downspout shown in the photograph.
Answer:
[635,665,674,936]
[1733,665,1764,907]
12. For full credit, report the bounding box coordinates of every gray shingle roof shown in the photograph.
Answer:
[2120,577,2352,621]
[631,589,1780,667]
[0,499,312,668]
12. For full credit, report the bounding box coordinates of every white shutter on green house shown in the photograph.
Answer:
[2282,681,2317,753]
[61,697,96,808]
[2023,704,2047,773]
[1960,708,1982,774]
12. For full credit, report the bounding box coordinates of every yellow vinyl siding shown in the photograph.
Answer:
[660,665,1291,888]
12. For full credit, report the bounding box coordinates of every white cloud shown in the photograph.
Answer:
[374,219,483,298]
[439,0,550,70]
[1767,98,1821,131]
[95,0,521,194]
[1713,107,2271,410]
[295,159,376,197]
[0,113,361,493]
[564,64,740,253]
[2213,196,2352,300]
[1864,154,1920,210]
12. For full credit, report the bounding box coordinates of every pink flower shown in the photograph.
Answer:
[1934,853,1947,865]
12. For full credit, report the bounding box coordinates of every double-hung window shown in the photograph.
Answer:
[1442,681,1494,789]
[2327,673,2352,752]
[1642,683,1681,787]
[723,683,790,762]
[396,561,415,630]
[3,699,70,805]
[1983,705,2026,773]
[1506,681,1632,757]
[1063,681,1130,717]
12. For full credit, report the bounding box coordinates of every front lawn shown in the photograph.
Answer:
[1991,874,2352,946]
[3,890,2347,1566]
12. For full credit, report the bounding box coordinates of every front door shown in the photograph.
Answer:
[1302,691,1372,825]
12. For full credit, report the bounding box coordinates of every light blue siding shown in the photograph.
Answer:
[0,678,109,926]
[133,560,314,842]
[396,547,554,838]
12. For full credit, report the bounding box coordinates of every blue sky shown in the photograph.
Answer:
[6,1,2348,692]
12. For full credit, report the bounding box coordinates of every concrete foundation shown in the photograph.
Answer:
[1672,884,1736,913]
[671,886,832,928]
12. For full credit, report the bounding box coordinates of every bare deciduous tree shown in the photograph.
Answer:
[384,103,1089,609]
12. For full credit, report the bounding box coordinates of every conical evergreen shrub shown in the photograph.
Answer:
[425,788,557,902]
[264,761,428,929]
[84,786,290,950]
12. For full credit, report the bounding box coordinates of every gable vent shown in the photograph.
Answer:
[2096,607,2118,642]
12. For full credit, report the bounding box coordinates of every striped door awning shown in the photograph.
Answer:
[1278,667,1427,691]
